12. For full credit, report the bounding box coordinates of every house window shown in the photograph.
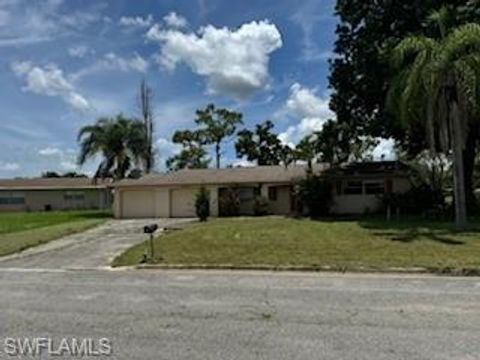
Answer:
[365,182,385,195]
[64,191,85,201]
[0,197,25,205]
[268,187,278,201]
[344,181,363,195]
[238,188,254,202]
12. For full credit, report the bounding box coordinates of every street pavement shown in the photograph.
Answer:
[0,269,478,359]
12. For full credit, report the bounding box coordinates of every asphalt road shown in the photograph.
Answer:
[0,269,479,359]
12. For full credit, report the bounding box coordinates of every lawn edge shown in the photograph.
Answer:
[131,263,480,277]
[0,219,107,259]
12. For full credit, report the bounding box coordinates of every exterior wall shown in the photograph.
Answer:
[115,183,293,219]
[0,189,111,212]
[331,194,382,215]
[114,185,219,219]
[209,186,219,217]
[120,190,155,218]
[154,188,170,217]
[262,184,291,215]
[331,177,411,215]
[114,177,410,219]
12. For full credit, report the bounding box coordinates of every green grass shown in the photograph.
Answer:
[0,210,111,257]
[0,210,111,235]
[112,216,480,271]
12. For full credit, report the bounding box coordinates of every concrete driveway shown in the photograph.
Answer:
[0,218,194,270]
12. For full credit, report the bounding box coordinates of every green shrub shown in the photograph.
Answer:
[381,184,446,217]
[254,196,270,216]
[195,187,210,222]
[298,175,333,217]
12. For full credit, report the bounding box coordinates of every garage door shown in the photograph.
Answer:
[171,188,196,217]
[121,190,155,218]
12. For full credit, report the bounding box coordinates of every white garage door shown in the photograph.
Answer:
[121,190,155,218]
[171,188,196,218]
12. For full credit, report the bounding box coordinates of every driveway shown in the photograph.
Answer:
[0,218,194,270]
[0,270,479,359]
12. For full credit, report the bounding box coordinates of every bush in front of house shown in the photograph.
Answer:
[298,175,333,218]
[195,186,210,222]
[381,184,446,217]
[253,195,270,216]
[218,188,240,217]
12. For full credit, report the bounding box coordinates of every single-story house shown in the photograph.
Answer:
[323,161,412,214]
[0,178,113,212]
[113,161,412,219]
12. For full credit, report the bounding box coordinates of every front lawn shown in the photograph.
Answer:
[0,210,110,257]
[112,216,480,272]
[0,210,111,234]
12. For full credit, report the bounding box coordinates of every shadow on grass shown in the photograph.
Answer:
[359,216,480,246]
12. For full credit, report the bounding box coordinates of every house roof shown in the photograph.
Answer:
[324,161,411,177]
[0,177,112,190]
[114,165,329,188]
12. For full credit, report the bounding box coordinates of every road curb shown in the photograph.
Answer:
[131,264,480,277]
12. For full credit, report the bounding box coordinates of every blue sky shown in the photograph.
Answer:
[0,0,342,177]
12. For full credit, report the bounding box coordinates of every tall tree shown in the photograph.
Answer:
[195,104,243,168]
[235,120,286,166]
[296,120,376,167]
[330,0,478,209]
[77,115,147,180]
[166,130,210,171]
[138,79,155,173]
[388,12,480,227]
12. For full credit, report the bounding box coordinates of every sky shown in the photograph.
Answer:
[0,0,390,178]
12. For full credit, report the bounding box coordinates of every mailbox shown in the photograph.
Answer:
[144,224,158,234]
[143,224,159,260]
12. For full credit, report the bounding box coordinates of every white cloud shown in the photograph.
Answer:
[68,45,91,58]
[0,9,10,26]
[39,147,62,156]
[71,52,149,81]
[119,14,153,28]
[231,159,255,168]
[11,61,90,112]
[279,83,334,145]
[147,20,282,100]
[290,0,333,62]
[38,146,80,171]
[0,1,104,47]
[371,138,397,161]
[155,138,182,170]
[163,12,188,28]
[103,52,149,73]
[0,161,20,171]
[60,160,78,171]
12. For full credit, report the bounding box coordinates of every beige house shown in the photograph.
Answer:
[113,162,411,219]
[0,178,113,212]
[324,161,411,214]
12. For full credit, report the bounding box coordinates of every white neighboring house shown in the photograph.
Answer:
[113,162,411,219]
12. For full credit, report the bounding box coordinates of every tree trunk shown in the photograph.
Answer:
[451,103,468,228]
[215,143,221,169]
[463,122,478,212]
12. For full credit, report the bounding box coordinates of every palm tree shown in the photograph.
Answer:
[78,115,147,180]
[388,9,480,228]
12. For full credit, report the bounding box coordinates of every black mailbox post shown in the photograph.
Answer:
[144,224,159,259]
